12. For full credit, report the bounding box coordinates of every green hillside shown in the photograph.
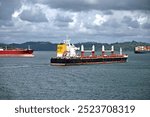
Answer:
[0,41,150,51]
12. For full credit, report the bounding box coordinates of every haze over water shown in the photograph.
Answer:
[0,51,150,100]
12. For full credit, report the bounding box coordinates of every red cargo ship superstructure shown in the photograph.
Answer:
[0,46,34,57]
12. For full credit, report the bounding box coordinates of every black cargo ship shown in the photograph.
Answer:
[51,56,128,66]
[50,40,128,66]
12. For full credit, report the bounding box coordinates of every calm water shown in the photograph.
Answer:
[0,51,150,100]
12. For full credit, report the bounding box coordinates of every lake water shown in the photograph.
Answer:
[0,51,150,100]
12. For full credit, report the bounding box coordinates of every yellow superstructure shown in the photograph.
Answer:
[57,43,67,57]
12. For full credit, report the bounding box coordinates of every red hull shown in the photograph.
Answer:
[0,49,34,57]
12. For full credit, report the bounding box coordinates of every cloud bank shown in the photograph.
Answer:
[0,0,150,43]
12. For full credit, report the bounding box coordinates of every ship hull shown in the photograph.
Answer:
[134,51,150,54]
[51,56,128,66]
[0,50,34,57]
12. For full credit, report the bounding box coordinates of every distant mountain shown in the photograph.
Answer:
[0,41,150,51]
[76,41,150,51]
[0,41,56,51]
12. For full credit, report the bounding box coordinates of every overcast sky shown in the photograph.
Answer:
[0,0,150,43]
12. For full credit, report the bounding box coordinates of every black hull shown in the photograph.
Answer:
[135,51,150,54]
[51,57,128,66]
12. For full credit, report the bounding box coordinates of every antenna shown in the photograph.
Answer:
[64,35,71,46]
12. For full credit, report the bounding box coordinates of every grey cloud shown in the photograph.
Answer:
[142,23,150,29]
[103,20,120,28]
[55,14,73,23]
[54,14,73,27]
[102,10,113,15]
[122,16,139,28]
[93,27,138,37]
[19,9,48,23]
[0,20,13,26]
[38,0,150,11]
[0,0,21,20]
[54,21,70,27]
[0,0,150,43]
[31,0,87,11]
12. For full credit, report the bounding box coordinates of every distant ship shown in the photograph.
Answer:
[50,39,128,66]
[0,46,34,57]
[134,46,150,54]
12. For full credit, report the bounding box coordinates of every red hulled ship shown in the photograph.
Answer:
[0,46,34,57]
